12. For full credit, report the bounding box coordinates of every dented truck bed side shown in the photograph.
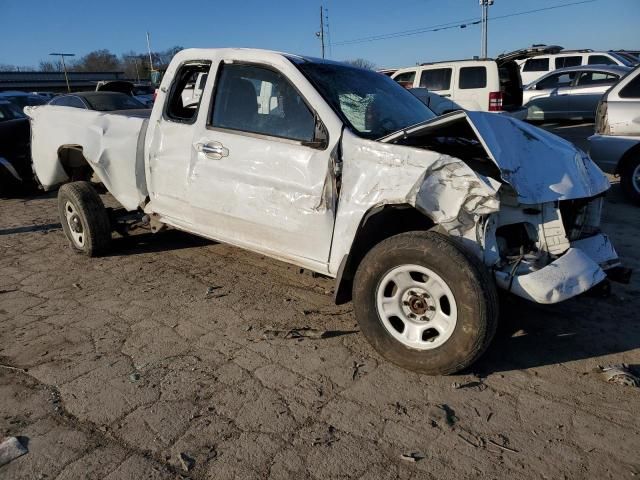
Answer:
[26,106,149,211]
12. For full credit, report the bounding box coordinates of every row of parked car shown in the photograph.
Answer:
[2,46,639,203]
[0,82,155,194]
[384,45,640,203]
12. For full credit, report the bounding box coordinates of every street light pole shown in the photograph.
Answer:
[50,52,75,92]
[479,0,494,59]
[125,55,141,83]
[316,6,325,59]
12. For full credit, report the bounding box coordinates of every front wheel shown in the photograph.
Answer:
[620,156,640,205]
[352,231,498,375]
[58,181,111,257]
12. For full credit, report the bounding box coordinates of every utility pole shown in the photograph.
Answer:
[125,55,141,83]
[316,6,325,59]
[479,0,494,58]
[146,32,155,72]
[49,52,75,92]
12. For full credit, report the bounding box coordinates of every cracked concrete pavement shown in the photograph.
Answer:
[1,137,640,478]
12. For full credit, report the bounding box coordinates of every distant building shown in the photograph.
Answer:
[0,71,127,93]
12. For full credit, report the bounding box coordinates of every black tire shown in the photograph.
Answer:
[352,231,498,375]
[620,156,640,205]
[57,181,111,257]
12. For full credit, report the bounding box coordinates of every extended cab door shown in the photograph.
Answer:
[186,56,342,271]
[146,60,212,221]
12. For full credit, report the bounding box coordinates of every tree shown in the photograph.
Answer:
[39,60,59,72]
[73,49,121,72]
[343,58,377,70]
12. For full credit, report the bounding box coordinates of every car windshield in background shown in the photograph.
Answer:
[132,86,154,96]
[295,61,436,139]
[0,102,27,121]
[83,93,146,111]
[5,95,47,108]
[608,51,635,66]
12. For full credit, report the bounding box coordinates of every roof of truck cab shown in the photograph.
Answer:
[175,48,351,67]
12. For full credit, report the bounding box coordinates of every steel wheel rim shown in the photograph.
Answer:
[632,163,640,194]
[375,264,458,350]
[64,201,85,248]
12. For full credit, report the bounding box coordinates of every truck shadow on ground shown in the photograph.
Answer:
[473,294,640,375]
[107,229,214,256]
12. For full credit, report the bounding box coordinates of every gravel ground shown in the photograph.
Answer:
[1,124,639,479]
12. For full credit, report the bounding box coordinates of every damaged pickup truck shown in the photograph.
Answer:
[26,49,630,374]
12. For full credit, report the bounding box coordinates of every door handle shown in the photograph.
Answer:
[196,141,229,160]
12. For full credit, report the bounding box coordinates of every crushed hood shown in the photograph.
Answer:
[381,111,610,204]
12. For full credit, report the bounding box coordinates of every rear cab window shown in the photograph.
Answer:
[419,68,452,90]
[210,63,315,143]
[523,58,549,72]
[459,66,487,89]
[555,56,582,69]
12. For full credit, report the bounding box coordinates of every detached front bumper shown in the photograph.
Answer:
[494,233,627,304]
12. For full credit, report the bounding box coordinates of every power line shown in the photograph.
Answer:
[333,0,598,47]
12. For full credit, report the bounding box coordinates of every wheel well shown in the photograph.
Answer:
[334,204,435,305]
[617,143,640,175]
[57,145,92,182]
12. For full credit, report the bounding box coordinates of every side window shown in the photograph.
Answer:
[523,58,549,72]
[537,71,577,89]
[66,97,86,109]
[588,55,616,65]
[620,75,640,98]
[555,56,581,69]
[393,71,416,88]
[576,71,619,87]
[459,66,487,89]
[165,61,212,124]
[52,96,84,108]
[419,68,452,90]
[211,63,315,143]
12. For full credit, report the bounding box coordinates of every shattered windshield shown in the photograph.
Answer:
[295,61,436,139]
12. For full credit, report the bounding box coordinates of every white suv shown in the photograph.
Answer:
[519,49,634,86]
[589,65,640,204]
[391,46,559,113]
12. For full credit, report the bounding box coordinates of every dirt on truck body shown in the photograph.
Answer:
[25,48,630,374]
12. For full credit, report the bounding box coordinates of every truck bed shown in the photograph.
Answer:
[26,106,149,210]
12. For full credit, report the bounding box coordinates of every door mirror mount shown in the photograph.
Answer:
[301,115,329,150]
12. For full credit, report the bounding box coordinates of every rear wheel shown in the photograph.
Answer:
[620,156,640,205]
[353,231,498,375]
[57,181,111,256]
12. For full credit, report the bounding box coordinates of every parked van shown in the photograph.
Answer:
[519,49,634,86]
[391,46,558,113]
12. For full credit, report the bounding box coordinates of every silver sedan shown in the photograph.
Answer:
[520,65,631,121]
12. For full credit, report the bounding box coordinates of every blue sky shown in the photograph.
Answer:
[1,0,638,69]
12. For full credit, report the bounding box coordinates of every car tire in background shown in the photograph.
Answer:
[620,156,640,205]
[352,231,499,375]
[57,181,112,256]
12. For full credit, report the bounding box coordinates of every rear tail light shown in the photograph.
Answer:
[488,91,503,112]
[153,89,158,102]
[595,100,609,134]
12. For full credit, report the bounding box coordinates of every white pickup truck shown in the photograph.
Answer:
[26,48,630,375]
